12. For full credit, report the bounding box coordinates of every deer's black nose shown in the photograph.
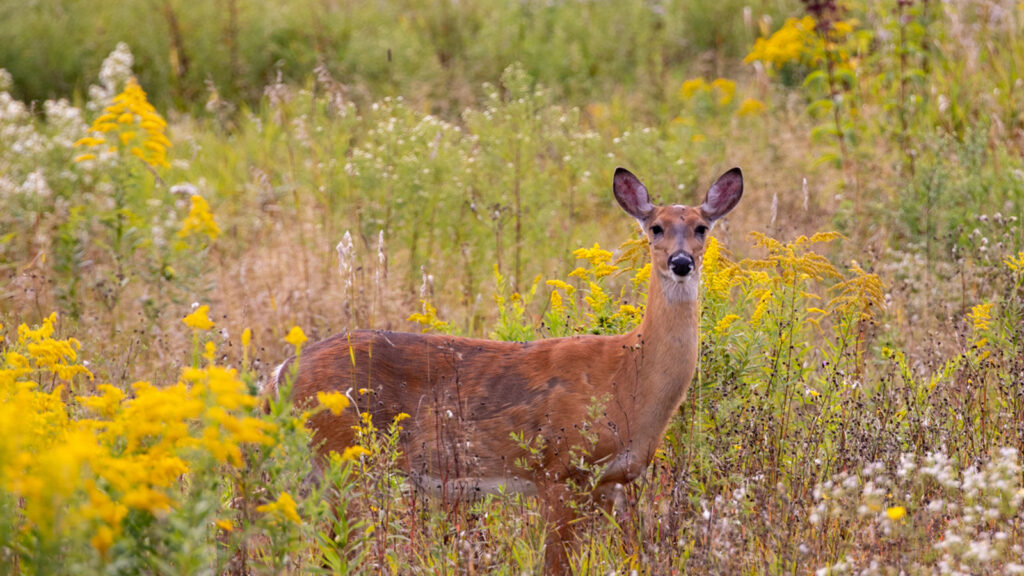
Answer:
[668,253,694,277]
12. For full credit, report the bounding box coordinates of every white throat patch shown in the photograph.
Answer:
[661,271,700,303]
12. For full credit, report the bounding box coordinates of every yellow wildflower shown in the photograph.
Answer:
[285,326,308,350]
[568,267,590,280]
[550,289,565,314]
[737,98,766,117]
[122,487,174,514]
[407,300,450,333]
[203,341,216,363]
[74,77,170,168]
[831,19,858,38]
[182,305,214,331]
[710,78,736,105]
[572,243,614,268]
[215,519,235,532]
[178,195,221,242]
[546,279,576,296]
[91,524,115,558]
[744,16,819,70]
[886,506,906,521]
[1005,251,1024,272]
[968,302,993,334]
[679,78,708,100]
[317,391,351,415]
[583,282,611,314]
[257,492,301,524]
[78,384,125,419]
[713,314,741,334]
[341,445,372,461]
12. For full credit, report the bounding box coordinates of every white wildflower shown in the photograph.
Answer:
[88,42,134,110]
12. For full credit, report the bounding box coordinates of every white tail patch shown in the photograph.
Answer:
[265,361,286,396]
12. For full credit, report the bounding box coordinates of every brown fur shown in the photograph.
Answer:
[275,167,743,574]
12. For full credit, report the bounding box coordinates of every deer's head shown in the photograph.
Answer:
[613,167,743,302]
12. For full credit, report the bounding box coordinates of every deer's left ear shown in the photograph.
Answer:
[701,167,743,222]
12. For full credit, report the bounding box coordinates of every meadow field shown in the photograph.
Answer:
[2,0,1024,573]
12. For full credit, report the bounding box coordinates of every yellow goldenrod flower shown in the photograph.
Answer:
[91,524,115,558]
[285,326,308,350]
[744,16,819,70]
[317,391,351,415]
[122,487,174,514]
[241,328,252,348]
[203,341,216,363]
[178,195,221,242]
[679,78,709,100]
[832,19,858,38]
[968,302,993,335]
[78,384,125,419]
[73,136,106,148]
[713,314,741,334]
[710,78,736,106]
[546,279,576,296]
[573,243,614,268]
[340,445,371,461]
[394,412,410,423]
[257,491,301,524]
[74,77,171,168]
[550,289,565,314]
[407,300,450,333]
[215,519,235,532]
[886,506,906,521]
[583,282,611,314]
[1004,251,1024,272]
[182,305,215,331]
[737,98,766,117]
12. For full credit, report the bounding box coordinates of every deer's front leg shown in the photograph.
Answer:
[539,481,576,575]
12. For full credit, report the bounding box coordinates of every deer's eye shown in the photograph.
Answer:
[650,225,664,237]
[694,225,708,237]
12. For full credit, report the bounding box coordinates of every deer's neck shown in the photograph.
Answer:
[630,270,701,417]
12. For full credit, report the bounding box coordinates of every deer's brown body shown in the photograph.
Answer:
[274,167,743,574]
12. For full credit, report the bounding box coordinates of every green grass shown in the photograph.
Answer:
[2,0,1024,573]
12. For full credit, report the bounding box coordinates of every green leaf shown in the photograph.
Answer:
[802,69,828,91]
[807,99,835,116]
[813,152,842,168]
[810,123,840,142]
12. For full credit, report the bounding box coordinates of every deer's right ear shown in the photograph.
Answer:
[613,167,654,221]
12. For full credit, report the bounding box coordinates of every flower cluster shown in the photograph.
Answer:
[679,77,737,106]
[811,449,1024,573]
[542,240,649,335]
[74,77,170,168]
[178,194,221,242]
[744,16,820,70]
[408,300,451,333]
[0,313,277,560]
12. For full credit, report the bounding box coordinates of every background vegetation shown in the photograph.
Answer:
[2,0,1024,573]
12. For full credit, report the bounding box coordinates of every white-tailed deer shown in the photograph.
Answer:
[273,167,743,574]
